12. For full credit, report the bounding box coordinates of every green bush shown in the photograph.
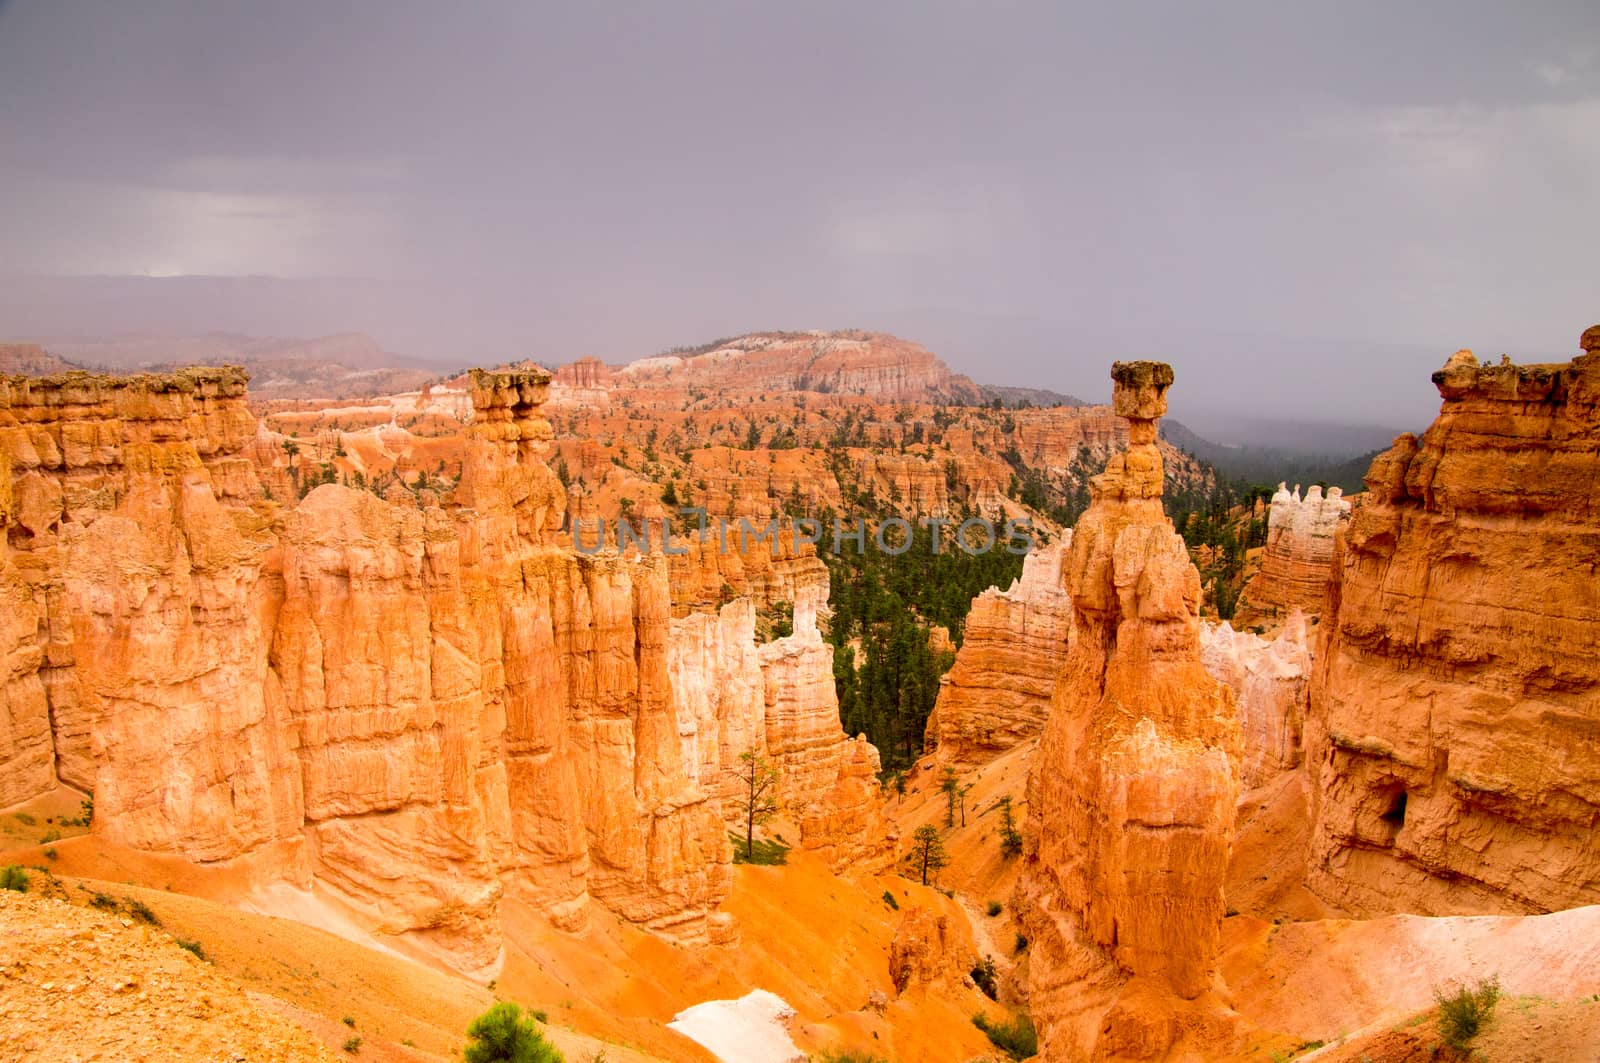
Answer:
[1013,932,1028,954]
[881,890,899,911]
[0,865,28,893]
[127,898,160,925]
[986,900,1003,917]
[176,938,207,961]
[463,1001,564,1063]
[342,1015,356,1027]
[342,1035,362,1054]
[811,1051,891,1062]
[972,1011,1037,1060]
[42,848,57,861]
[728,832,789,866]
[14,812,35,827]
[1436,976,1500,1050]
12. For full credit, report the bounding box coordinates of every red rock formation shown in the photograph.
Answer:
[889,906,967,993]
[1017,361,1242,1062]
[1307,336,1600,917]
[1233,483,1351,629]
[0,364,877,970]
[925,535,1074,765]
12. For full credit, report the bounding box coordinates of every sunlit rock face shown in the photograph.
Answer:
[924,535,1074,766]
[1307,334,1600,918]
[0,364,881,969]
[1233,483,1351,630]
[1017,361,1243,1062]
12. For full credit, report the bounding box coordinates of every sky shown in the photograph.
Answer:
[2,0,1598,429]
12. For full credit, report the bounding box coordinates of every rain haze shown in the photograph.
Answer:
[2,0,1598,436]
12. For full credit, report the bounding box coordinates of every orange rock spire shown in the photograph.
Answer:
[1018,360,1243,1061]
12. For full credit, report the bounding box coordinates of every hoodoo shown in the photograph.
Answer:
[0,364,885,970]
[1017,361,1243,1061]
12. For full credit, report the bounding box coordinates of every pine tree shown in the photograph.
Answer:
[906,824,949,886]
[940,767,962,828]
[998,795,1023,858]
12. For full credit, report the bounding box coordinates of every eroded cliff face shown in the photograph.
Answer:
[1200,615,1311,789]
[668,586,893,870]
[1307,338,1600,918]
[0,364,882,970]
[1017,361,1242,1062]
[1234,484,1350,630]
[925,536,1074,765]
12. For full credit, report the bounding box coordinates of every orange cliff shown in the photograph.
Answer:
[923,534,1074,766]
[1232,482,1351,630]
[1015,361,1243,1062]
[1306,331,1600,918]
[0,363,886,972]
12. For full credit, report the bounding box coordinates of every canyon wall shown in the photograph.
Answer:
[1306,337,1600,918]
[1233,483,1350,629]
[1017,361,1242,1062]
[0,365,882,969]
[924,536,1074,765]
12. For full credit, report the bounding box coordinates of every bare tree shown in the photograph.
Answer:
[734,748,780,861]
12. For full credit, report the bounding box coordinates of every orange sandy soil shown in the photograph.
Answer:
[2,802,1000,1061]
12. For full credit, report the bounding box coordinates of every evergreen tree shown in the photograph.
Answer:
[906,824,949,886]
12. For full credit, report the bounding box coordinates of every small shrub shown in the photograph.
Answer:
[463,1001,564,1063]
[127,898,160,925]
[812,1051,890,1063]
[342,1015,356,1027]
[176,938,208,961]
[1436,976,1500,1051]
[1013,932,1028,954]
[14,812,35,826]
[970,956,999,1000]
[342,1035,362,1054]
[972,1011,1038,1060]
[0,865,28,893]
[531,1009,548,1023]
[40,828,60,844]
[986,900,1003,917]
[90,892,118,910]
[42,848,57,861]
[881,890,899,911]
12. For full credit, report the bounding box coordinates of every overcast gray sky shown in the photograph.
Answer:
[2,0,1597,428]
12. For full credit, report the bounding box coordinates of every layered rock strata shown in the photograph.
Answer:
[1017,361,1242,1061]
[1199,615,1311,789]
[1306,335,1600,917]
[0,364,884,969]
[1233,483,1350,629]
[669,587,893,871]
[924,536,1074,765]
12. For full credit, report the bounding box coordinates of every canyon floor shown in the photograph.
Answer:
[7,756,1599,1062]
